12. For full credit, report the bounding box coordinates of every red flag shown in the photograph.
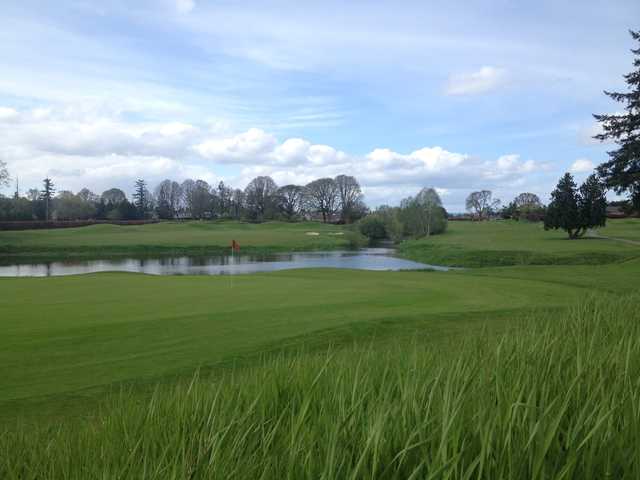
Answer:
[231,239,240,252]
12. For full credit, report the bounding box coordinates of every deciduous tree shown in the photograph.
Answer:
[399,187,447,237]
[304,178,338,223]
[245,176,278,221]
[101,188,127,205]
[335,175,364,223]
[277,185,304,220]
[0,160,9,187]
[465,190,500,220]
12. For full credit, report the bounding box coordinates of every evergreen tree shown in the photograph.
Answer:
[594,30,640,210]
[545,173,607,239]
[40,178,55,221]
[133,179,147,218]
[545,173,581,238]
[579,174,607,230]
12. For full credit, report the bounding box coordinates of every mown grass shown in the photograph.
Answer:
[0,220,350,259]
[3,266,607,421]
[599,218,640,242]
[398,219,640,267]
[2,295,639,479]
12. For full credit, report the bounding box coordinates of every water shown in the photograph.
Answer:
[0,248,450,277]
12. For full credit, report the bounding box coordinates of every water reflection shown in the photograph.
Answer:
[0,248,450,277]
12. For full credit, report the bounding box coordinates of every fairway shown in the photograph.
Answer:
[0,221,349,257]
[2,256,640,421]
[399,218,640,266]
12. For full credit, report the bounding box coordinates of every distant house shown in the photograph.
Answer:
[606,206,628,219]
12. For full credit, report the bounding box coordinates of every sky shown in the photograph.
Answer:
[0,0,638,212]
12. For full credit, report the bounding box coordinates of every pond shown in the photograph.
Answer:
[0,248,450,277]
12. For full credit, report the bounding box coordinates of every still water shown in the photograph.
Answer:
[0,249,449,277]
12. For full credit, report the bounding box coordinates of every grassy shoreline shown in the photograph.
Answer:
[0,243,355,263]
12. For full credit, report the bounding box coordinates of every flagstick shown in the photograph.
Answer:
[230,242,233,289]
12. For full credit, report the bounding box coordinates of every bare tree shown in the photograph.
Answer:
[27,188,40,202]
[513,192,542,209]
[277,185,304,220]
[217,181,233,217]
[245,176,278,221]
[465,190,500,220]
[155,179,183,219]
[0,160,9,187]
[182,179,212,219]
[335,175,364,223]
[305,178,339,223]
[230,188,245,219]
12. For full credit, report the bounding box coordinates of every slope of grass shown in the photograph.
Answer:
[3,295,639,479]
[399,219,640,267]
[0,220,350,258]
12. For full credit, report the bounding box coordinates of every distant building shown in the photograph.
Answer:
[606,206,628,219]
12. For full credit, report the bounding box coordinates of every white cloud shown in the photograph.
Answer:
[194,128,278,163]
[0,104,547,208]
[175,0,195,14]
[570,158,595,173]
[0,107,19,122]
[445,66,507,96]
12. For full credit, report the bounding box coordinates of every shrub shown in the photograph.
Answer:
[358,214,387,240]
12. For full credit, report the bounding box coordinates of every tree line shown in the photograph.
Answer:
[0,173,367,224]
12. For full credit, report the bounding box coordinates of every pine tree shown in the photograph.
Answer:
[545,173,581,238]
[594,30,640,210]
[545,173,607,239]
[579,174,607,230]
[133,179,147,218]
[40,178,55,221]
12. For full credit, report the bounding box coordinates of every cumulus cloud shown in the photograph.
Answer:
[0,107,19,122]
[175,0,195,14]
[570,158,595,173]
[0,104,546,208]
[445,66,507,96]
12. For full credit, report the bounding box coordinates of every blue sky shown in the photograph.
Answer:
[0,0,638,211]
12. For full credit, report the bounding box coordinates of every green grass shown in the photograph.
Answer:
[2,295,639,479]
[0,267,597,419]
[0,220,350,259]
[598,218,640,242]
[399,219,640,267]
[2,219,640,477]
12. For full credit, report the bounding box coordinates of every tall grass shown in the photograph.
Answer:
[2,295,640,479]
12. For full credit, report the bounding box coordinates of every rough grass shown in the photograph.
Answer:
[399,219,640,267]
[2,295,639,479]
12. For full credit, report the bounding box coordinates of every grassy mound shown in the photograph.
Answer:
[3,295,639,479]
